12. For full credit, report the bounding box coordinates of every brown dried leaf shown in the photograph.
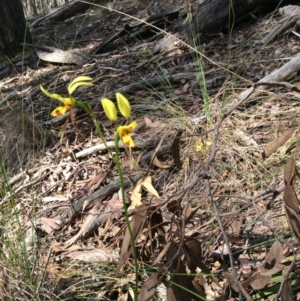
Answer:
[130,176,160,208]
[115,205,148,275]
[144,116,167,128]
[284,157,300,244]
[183,204,201,224]
[80,171,106,192]
[224,272,240,292]
[105,192,123,220]
[261,127,295,160]
[284,157,298,210]
[285,203,300,245]
[280,277,294,301]
[36,217,62,234]
[65,202,106,246]
[171,131,182,169]
[229,206,243,234]
[250,272,271,290]
[130,179,143,208]
[152,242,172,266]
[264,240,283,271]
[51,241,67,252]
[182,82,190,93]
[167,200,179,213]
[165,242,204,301]
[184,239,203,273]
[284,157,297,186]
[239,282,253,301]
[142,175,160,198]
[250,241,284,290]
[138,272,158,301]
[152,156,172,169]
[184,239,220,287]
[225,273,253,301]
[242,271,259,290]
[192,278,206,300]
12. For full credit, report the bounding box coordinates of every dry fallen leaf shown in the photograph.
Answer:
[250,241,284,290]
[152,155,172,169]
[130,180,143,208]
[260,127,295,160]
[144,116,167,128]
[130,175,160,208]
[165,242,205,301]
[283,157,300,244]
[115,205,148,275]
[138,272,158,301]
[280,274,294,301]
[229,206,244,234]
[142,175,160,198]
[65,202,108,246]
[80,171,107,192]
[34,217,62,234]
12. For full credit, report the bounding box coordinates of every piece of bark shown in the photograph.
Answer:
[36,48,90,66]
[30,0,112,29]
[259,5,300,45]
[258,52,300,83]
[59,172,144,224]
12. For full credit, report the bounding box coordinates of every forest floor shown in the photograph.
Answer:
[1,0,300,300]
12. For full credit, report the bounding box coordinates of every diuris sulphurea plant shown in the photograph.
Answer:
[41,76,139,299]
[41,76,138,167]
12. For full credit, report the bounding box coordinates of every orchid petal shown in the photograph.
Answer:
[51,106,72,116]
[122,134,135,147]
[116,92,131,118]
[40,85,66,103]
[101,98,117,121]
[68,76,93,95]
[117,121,137,133]
[117,121,138,147]
[62,97,74,106]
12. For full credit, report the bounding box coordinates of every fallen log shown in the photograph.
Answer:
[30,0,113,29]
[189,0,293,34]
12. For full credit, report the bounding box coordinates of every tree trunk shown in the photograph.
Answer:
[53,0,58,8]
[28,0,38,16]
[29,0,38,16]
[0,0,32,57]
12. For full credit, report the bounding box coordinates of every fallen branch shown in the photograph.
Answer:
[59,172,144,223]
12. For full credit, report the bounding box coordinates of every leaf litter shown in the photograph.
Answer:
[2,0,300,300]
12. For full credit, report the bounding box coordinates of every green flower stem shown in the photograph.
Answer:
[114,132,139,301]
[76,100,138,299]
[91,115,112,156]
[89,110,138,300]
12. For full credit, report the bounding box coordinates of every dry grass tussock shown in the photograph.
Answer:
[1,0,300,300]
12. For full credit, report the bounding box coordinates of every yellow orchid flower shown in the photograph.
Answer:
[116,92,131,119]
[117,121,137,147]
[196,142,204,152]
[101,98,117,122]
[196,139,212,153]
[40,76,93,116]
